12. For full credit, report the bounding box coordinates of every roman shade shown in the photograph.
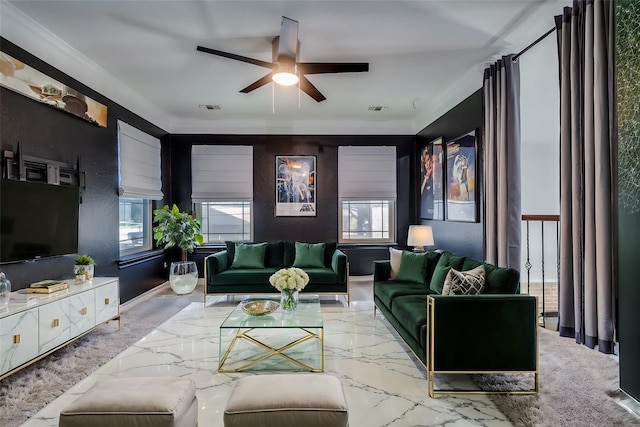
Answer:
[117,120,163,200]
[338,146,396,200]
[191,145,253,202]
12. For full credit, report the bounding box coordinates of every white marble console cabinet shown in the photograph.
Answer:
[0,277,119,379]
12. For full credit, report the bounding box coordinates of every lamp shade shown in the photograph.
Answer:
[407,225,434,250]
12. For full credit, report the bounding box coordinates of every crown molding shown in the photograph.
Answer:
[169,117,417,135]
[0,1,171,131]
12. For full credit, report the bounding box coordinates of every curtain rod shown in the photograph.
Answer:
[512,26,555,62]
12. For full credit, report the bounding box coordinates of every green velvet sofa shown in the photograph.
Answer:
[373,250,538,397]
[204,241,349,303]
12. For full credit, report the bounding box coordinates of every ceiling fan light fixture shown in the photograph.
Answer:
[272,63,299,86]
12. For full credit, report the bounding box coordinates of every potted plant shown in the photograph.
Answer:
[153,204,204,294]
[74,254,95,282]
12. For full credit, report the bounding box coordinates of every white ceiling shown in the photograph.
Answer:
[1,0,569,135]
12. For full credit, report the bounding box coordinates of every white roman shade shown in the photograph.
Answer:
[117,120,163,200]
[191,145,253,202]
[338,146,396,200]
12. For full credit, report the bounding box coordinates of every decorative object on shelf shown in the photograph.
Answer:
[153,204,204,295]
[407,225,435,251]
[275,156,316,217]
[0,272,11,308]
[27,280,69,293]
[0,50,108,127]
[74,254,95,282]
[269,267,309,312]
[241,300,280,316]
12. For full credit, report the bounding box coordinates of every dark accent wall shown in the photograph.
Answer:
[169,134,415,275]
[0,38,168,302]
[616,0,640,406]
[415,90,484,260]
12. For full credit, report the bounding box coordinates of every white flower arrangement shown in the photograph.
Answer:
[269,267,310,292]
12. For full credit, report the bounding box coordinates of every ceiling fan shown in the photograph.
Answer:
[196,16,369,102]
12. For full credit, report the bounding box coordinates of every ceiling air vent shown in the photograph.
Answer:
[199,104,223,110]
[368,106,388,111]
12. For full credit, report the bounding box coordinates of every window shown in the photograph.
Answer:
[338,146,396,243]
[341,200,395,242]
[119,198,152,254]
[195,201,252,243]
[191,145,253,243]
[117,121,163,255]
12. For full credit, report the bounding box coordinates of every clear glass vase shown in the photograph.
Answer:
[169,261,198,295]
[0,272,11,308]
[280,289,299,312]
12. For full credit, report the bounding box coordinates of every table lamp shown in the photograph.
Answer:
[407,225,434,251]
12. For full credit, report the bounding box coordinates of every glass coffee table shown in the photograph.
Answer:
[218,295,324,373]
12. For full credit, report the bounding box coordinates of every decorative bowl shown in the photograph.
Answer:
[241,300,280,316]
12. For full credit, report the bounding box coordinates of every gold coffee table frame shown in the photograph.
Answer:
[218,296,324,373]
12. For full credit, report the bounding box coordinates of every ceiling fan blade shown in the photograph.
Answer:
[240,73,274,93]
[277,16,299,63]
[299,75,326,102]
[297,62,369,74]
[197,45,273,69]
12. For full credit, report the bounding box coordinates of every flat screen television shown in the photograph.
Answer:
[1,179,79,263]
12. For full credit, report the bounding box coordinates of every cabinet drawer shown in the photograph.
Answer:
[0,309,39,375]
[69,290,96,336]
[39,299,70,353]
[95,281,119,324]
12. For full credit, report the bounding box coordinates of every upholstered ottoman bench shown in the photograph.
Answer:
[59,377,198,427]
[224,374,348,427]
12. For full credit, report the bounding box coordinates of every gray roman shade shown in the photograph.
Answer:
[117,120,163,200]
[338,146,396,200]
[191,145,253,202]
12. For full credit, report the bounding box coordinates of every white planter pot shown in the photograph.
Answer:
[169,261,198,295]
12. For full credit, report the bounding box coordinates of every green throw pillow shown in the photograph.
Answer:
[394,251,428,284]
[429,252,466,294]
[292,242,326,268]
[231,242,267,269]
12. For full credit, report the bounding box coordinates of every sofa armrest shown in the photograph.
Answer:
[373,260,392,282]
[205,251,229,279]
[331,249,348,284]
[427,294,538,372]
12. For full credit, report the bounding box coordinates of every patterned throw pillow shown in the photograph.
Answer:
[442,265,485,295]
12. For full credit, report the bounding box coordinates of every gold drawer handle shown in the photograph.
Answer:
[52,318,60,327]
[104,298,110,305]
[13,334,20,344]
[81,307,88,315]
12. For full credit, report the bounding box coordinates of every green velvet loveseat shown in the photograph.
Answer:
[204,241,349,304]
[374,250,538,397]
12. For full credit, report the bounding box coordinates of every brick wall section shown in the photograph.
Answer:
[521,281,558,316]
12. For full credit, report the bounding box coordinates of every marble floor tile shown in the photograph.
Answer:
[21,301,513,427]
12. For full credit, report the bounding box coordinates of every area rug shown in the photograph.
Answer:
[473,327,639,427]
[0,286,202,427]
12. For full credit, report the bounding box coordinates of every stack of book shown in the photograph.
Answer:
[27,280,69,293]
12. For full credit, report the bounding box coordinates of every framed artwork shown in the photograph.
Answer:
[446,131,477,222]
[275,155,316,216]
[420,137,445,220]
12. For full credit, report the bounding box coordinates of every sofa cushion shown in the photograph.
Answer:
[323,242,337,267]
[231,242,267,269]
[395,251,428,284]
[293,242,326,268]
[391,295,429,344]
[303,268,339,285]
[214,268,280,285]
[462,258,520,294]
[374,281,432,310]
[429,252,466,294]
[442,265,485,295]
[389,248,402,279]
[265,241,285,268]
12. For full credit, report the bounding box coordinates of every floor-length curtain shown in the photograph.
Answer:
[557,0,615,353]
[483,55,521,270]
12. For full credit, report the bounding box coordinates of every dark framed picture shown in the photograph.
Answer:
[420,137,444,220]
[446,131,477,222]
[275,155,316,217]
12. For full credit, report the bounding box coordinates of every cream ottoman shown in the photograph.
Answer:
[224,374,348,427]
[59,377,198,427]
